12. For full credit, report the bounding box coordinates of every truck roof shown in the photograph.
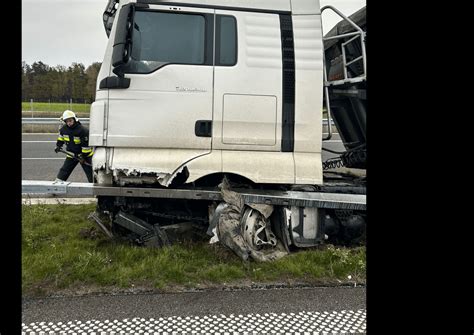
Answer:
[135,0,321,14]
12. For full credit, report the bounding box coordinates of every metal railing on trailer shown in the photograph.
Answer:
[321,5,366,141]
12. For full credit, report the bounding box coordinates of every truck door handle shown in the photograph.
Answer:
[195,120,212,137]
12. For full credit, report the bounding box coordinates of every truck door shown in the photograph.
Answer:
[212,9,283,151]
[105,5,214,151]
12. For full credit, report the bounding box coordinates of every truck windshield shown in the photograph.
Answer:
[128,10,206,73]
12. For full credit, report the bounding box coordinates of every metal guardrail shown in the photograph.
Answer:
[22,180,366,210]
[22,181,95,198]
[22,118,90,124]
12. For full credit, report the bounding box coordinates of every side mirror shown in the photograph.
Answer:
[111,4,134,77]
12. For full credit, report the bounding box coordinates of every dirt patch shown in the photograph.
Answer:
[23,277,366,299]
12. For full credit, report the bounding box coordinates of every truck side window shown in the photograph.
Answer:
[129,10,206,73]
[216,15,237,66]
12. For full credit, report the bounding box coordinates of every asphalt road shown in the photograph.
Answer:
[22,133,345,181]
[22,286,365,324]
[22,133,90,182]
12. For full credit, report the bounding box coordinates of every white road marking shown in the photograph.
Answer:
[22,309,366,334]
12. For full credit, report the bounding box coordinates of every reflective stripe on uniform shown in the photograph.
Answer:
[57,136,64,141]
[74,138,81,144]
[82,146,94,157]
[63,135,70,142]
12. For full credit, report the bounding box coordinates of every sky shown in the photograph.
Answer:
[22,0,366,67]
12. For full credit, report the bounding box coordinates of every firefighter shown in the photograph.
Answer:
[54,110,94,182]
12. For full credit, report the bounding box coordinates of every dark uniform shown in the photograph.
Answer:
[56,121,94,182]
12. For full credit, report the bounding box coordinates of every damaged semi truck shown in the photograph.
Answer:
[89,0,367,261]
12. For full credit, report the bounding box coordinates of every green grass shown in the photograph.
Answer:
[22,203,366,297]
[22,102,91,114]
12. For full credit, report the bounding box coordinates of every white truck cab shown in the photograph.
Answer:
[90,0,324,187]
[82,1,367,256]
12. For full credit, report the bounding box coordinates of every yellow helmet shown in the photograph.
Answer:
[61,110,77,122]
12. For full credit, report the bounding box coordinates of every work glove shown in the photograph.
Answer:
[54,146,61,153]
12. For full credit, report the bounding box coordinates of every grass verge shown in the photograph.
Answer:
[22,203,366,297]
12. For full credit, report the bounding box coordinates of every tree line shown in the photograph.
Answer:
[22,61,102,103]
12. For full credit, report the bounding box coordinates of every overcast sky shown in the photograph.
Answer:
[22,0,366,67]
